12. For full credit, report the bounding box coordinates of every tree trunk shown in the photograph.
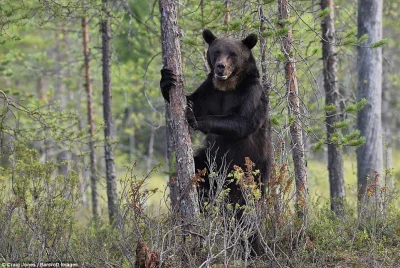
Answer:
[146,127,156,174]
[128,105,136,164]
[82,7,99,220]
[165,103,178,210]
[101,0,119,225]
[159,0,200,231]
[321,0,346,216]
[277,0,308,213]
[356,0,383,204]
[54,26,72,180]
[224,0,230,27]
[258,5,272,196]
[35,77,48,163]
[381,48,393,194]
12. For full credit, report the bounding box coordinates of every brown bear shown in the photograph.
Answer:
[160,29,270,256]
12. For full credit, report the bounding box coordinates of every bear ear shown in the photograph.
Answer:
[242,33,258,49]
[203,28,217,44]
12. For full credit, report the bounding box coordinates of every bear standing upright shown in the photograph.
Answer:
[160,29,270,255]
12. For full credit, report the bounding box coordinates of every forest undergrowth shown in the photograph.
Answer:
[1,147,399,267]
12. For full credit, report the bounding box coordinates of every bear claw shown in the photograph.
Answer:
[160,68,176,102]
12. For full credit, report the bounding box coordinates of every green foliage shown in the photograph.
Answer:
[342,36,357,46]
[312,138,326,152]
[0,146,80,262]
[183,36,198,46]
[330,131,342,145]
[317,8,330,19]
[229,19,242,31]
[344,98,368,114]
[325,104,336,113]
[262,0,275,4]
[370,38,389,49]
[346,136,366,147]
[270,114,281,126]
[358,33,369,44]
[333,119,349,129]
[276,26,290,37]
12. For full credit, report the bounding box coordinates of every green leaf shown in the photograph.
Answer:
[230,19,242,31]
[318,8,330,19]
[370,38,389,49]
[325,104,336,113]
[344,130,361,141]
[330,132,342,145]
[345,98,367,114]
[356,98,367,111]
[333,119,349,129]
[347,136,366,147]
[183,36,198,46]
[342,36,357,46]
[276,27,289,37]
[263,0,275,4]
[358,34,368,44]
[312,139,326,152]
[270,115,280,126]
[262,30,275,38]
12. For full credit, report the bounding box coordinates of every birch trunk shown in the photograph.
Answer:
[82,7,99,219]
[321,0,346,216]
[159,0,200,230]
[356,0,383,204]
[277,0,308,213]
[101,0,119,225]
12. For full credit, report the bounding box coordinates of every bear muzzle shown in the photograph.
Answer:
[214,62,231,81]
[214,73,229,80]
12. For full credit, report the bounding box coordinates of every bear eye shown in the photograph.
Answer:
[214,51,220,56]
[229,52,237,57]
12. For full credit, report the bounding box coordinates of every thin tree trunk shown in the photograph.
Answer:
[224,0,230,27]
[146,127,156,174]
[259,6,272,191]
[258,3,273,202]
[321,0,345,216]
[200,0,209,73]
[55,26,71,179]
[82,7,99,220]
[277,0,308,213]
[128,105,136,163]
[356,0,383,205]
[101,0,119,225]
[36,78,46,101]
[382,62,393,193]
[35,77,48,163]
[159,0,200,231]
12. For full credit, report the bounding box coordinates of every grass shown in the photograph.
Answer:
[308,154,358,205]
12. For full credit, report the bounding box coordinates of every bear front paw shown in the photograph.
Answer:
[160,68,176,102]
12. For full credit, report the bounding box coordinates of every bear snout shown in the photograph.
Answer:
[215,63,230,80]
[216,63,225,71]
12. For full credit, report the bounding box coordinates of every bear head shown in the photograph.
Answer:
[203,28,258,91]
